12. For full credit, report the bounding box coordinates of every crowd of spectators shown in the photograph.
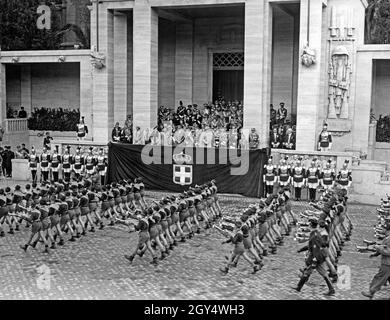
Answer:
[6,106,28,119]
[27,107,80,131]
[158,99,244,132]
[269,103,297,150]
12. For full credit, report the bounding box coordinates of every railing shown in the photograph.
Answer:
[4,119,28,132]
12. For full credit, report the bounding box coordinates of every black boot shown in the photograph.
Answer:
[293,276,309,292]
[124,254,135,263]
[324,277,336,296]
[150,257,159,266]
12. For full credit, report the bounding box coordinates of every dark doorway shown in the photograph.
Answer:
[212,70,244,102]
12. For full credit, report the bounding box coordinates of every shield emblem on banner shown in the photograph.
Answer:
[172,152,193,186]
[173,165,192,185]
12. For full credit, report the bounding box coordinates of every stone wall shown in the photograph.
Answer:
[372,59,390,118]
[271,6,295,118]
[5,63,80,110]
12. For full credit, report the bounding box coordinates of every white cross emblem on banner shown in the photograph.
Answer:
[173,165,193,185]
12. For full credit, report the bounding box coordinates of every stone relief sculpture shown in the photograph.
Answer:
[328,45,352,119]
[301,45,316,67]
[90,46,106,69]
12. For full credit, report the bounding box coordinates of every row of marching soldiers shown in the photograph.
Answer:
[116,180,222,265]
[0,177,222,265]
[214,186,297,275]
[28,145,108,185]
[0,177,146,251]
[293,187,353,296]
[263,156,352,201]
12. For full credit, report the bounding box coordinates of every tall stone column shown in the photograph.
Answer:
[20,65,32,115]
[114,12,128,125]
[175,22,193,108]
[80,58,93,139]
[0,64,6,124]
[243,0,272,148]
[133,0,159,132]
[296,0,324,151]
[91,4,114,143]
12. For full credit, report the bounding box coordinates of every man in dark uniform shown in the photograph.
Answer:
[112,122,122,142]
[293,217,336,296]
[4,146,14,178]
[318,123,332,151]
[362,218,390,299]
[270,127,281,149]
[277,102,288,125]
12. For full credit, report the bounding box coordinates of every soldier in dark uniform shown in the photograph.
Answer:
[112,122,122,142]
[318,123,332,151]
[306,160,321,202]
[50,146,61,183]
[62,146,73,182]
[40,147,51,183]
[277,102,288,125]
[362,218,390,299]
[28,147,39,183]
[293,218,336,295]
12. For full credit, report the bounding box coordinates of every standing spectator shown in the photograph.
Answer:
[270,104,277,127]
[249,128,260,149]
[15,145,28,159]
[21,143,29,154]
[134,127,143,145]
[3,146,14,177]
[112,122,122,142]
[18,107,27,118]
[43,132,53,150]
[0,147,4,177]
[277,102,288,125]
[0,125,4,147]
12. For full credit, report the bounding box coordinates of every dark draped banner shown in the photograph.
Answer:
[107,143,267,198]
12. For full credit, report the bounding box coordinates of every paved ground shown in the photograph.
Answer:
[0,182,389,300]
